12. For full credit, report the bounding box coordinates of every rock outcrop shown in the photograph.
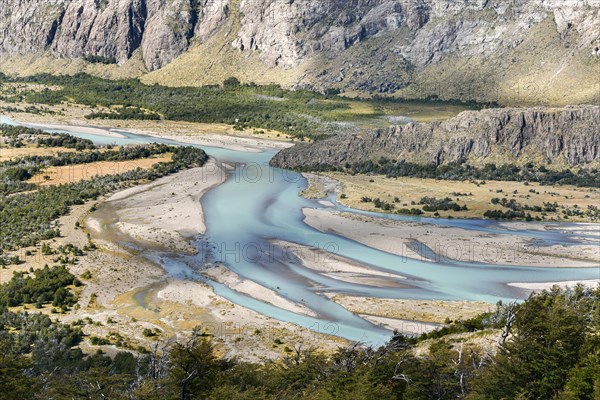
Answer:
[0,0,598,104]
[270,106,600,169]
[0,0,228,71]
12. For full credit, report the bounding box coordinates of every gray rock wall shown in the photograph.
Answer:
[0,0,229,70]
[1,0,597,74]
[270,106,600,168]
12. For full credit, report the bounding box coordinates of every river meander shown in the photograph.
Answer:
[3,116,599,345]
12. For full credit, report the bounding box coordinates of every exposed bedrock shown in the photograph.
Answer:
[270,106,600,168]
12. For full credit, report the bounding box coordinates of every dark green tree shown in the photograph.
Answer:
[469,286,598,399]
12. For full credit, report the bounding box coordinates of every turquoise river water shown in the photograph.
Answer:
[3,116,598,345]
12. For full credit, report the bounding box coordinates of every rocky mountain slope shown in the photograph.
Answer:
[270,106,600,169]
[1,0,598,105]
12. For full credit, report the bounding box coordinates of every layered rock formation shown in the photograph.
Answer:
[270,106,600,169]
[0,0,228,70]
[0,0,598,104]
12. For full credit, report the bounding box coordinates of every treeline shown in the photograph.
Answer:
[0,104,58,115]
[37,135,96,150]
[491,197,559,212]
[3,142,177,169]
[485,198,599,221]
[0,286,598,399]
[360,196,398,211]
[2,73,357,140]
[0,124,95,150]
[483,209,537,221]
[360,196,467,216]
[0,145,208,250]
[0,141,202,197]
[298,158,600,187]
[366,93,499,109]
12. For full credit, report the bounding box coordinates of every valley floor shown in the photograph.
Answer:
[0,100,294,152]
[302,172,600,223]
[2,114,599,362]
[302,208,600,269]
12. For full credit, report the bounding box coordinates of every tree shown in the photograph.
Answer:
[469,286,596,399]
[223,77,241,88]
[167,327,223,400]
[52,287,69,307]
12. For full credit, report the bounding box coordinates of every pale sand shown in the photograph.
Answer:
[361,315,441,336]
[100,160,226,253]
[327,295,493,324]
[265,240,452,336]
[128,129,292,152]
[201,265,317,317]
[508,279,600,291]
[22,121,126,138]
[155,280,344,361]
[114,222,198,254]
[65,206,344,361]
[4,113,292,152]
[270,240,408,288]
[303,208,600,268]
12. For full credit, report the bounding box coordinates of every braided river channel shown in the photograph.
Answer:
[4,116,599,345]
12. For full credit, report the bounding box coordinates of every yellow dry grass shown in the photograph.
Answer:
[28,155,171,186]
[325,172,599,222]
[0,51,146,80]
[331,295,493,324]
[0,146,78,161]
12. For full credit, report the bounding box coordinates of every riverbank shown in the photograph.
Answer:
[301,172,600,223]
[302,208,600,268]
[266,240,493,336]
[20,121,127,138]
[271,239,409,288]
[87,160,227,254]
[1,107,294,152]
[508,279,600,291]
[0,117,347,359]
[78,159,347,360]
[4,114,597,360]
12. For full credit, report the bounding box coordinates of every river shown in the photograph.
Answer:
[3,116,599,345]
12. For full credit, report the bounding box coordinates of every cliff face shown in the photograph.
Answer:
[270,106,600,169]
[231,0,431,69]
[0,0,227,71]
[0,0,599,104]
